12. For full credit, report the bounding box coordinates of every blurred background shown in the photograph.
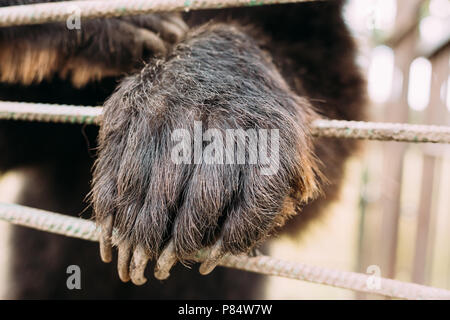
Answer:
[0,0,449,299]
[266,0,450,299]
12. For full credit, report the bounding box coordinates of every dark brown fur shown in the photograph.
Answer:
[93,24,322,259]
[0,0,186,87]
[0,0,366,298]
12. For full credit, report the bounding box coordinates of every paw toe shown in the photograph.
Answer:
[99,215,114,263]
[154,240,177,280]
[129,245,151,286]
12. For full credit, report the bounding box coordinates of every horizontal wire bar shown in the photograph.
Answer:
[1,101,449,143]
[1,201,450,300]
[0,101,102,125]
[311,119,450,144]
[0,0,318,27]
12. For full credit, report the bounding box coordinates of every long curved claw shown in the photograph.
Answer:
[159,20,187,44]
[154,240,178,280]
[117,241,132,283]
[130,245,151,286]
[164,13,189,33]
[99,215,114,263]
[199,238,224,276]
[160,14,189,43]
[136,28,167,57]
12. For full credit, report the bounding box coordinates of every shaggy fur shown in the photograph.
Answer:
[0,0,186,87]
[0,0,366,298]
[93,24,321,259]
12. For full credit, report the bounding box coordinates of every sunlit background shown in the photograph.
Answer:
[0,0,449,299]
[266,0,450,299]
